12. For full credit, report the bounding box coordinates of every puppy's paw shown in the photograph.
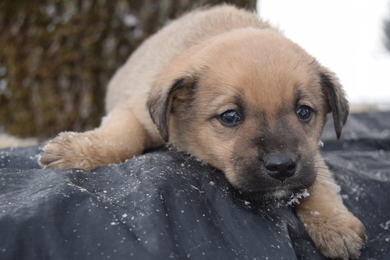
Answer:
[39,132,99,170]
[299,210,366,259]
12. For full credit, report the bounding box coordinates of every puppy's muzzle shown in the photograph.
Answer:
[264,155,296,182]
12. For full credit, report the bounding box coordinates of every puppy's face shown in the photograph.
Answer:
[148,29,348,199]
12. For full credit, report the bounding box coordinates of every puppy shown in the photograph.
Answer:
[39,5,365,259]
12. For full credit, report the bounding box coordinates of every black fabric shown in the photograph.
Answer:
[1,111,390,260]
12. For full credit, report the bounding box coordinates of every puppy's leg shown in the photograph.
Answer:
[39,105,148,170]
[296,155,366,259]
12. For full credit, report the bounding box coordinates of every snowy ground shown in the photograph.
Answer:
[258,0,390,110]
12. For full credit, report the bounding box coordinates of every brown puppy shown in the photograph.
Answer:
[39,5,365,259]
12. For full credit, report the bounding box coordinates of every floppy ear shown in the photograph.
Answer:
[147,76,198,142]
[319,69,349,139]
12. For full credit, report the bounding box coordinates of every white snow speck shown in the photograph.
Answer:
[380,220,390,230]
[325,180,341,195]
[84,136,92,146]
[286,189,310,206]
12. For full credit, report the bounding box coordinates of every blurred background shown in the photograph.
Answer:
[259,0,390,110]
[0,0,389,142]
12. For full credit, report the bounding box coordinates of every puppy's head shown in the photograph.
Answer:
[147,28,349,200]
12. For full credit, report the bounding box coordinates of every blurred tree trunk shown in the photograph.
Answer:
[0,0,256,140]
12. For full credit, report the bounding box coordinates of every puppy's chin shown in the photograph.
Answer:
[239,185,310,203]
[265,189,291,200]
[224,170,316,202]
[231,186,311,208]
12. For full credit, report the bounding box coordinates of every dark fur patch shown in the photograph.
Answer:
[147,77,198,142]
[320,72,349,139]
[229,112,316,198]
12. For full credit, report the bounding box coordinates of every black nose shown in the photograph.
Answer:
[264,155,296,182]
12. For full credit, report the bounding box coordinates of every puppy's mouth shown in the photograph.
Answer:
[239,181,310,202]
[236,177,309,200]
[225,155,316,201]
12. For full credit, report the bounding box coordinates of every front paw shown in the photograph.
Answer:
[298,209,366,259]
[39,132,97,170]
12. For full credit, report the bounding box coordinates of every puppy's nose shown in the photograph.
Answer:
[264,155,296,182]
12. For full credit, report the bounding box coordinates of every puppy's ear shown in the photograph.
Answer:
[319,68,349,139]
[147,75,198,142]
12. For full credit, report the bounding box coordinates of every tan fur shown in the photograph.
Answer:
[39,5,365,259]
[296,154,365,259]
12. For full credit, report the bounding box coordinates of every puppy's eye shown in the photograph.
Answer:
[218,110,243,127]
[296,105,313,122]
